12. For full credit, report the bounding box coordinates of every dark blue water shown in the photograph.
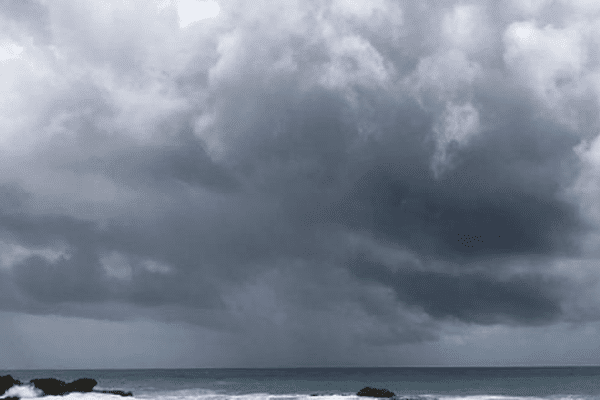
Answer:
[2,367,600,400]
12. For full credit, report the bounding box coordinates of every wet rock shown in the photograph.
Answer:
[0,375,21,395]
[95,389,134,396]
[65,378,97,392]
[357,387,396,398]
[30,378,98,395]
[30,378,69,395]
[27,377,131,397]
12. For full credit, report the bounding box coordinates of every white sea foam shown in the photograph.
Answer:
[134,388,219,399]
[1,384,43,398]
[438,396,548,400]
[133,392,357,400]
[0,387,134,400]
[142,395,597,400]
[1,389,597,400]
[43,394,136,400]
[436,396,592,400]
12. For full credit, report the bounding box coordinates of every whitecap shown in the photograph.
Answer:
[1,384,43,399]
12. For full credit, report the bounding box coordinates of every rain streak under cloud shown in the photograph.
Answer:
[1,0,600,368]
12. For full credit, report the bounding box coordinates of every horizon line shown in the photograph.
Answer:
[3,365,600,371]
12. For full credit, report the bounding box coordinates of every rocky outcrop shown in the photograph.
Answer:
[357,387,396,398]
[30,378,99,395]
[1,375,131,398]
[94,389,134,397]
[66,378,98,392]
[0,375,21,395]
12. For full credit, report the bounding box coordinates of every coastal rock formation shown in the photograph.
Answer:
[0,375,21,395]
[357,387,396,398]
[94,389,134,396]
[67,378,98,392]
[30,378,98,396]
[0,375,131,398]
[30,378,98,395]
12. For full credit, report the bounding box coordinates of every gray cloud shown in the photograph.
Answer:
[1,0,600,367]
[347,252,564,325]
[0,0,51,44]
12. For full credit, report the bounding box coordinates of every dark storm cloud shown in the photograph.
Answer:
[0,208,240,333]
[0,212,108,307]
[318,147,593,262]
[2,0,600,367]
[347,252,563,325]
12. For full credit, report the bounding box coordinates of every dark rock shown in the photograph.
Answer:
[28,377,130,397]
[30,378,98,395]
[0,375,21,396]
[65,378,97,392]
[30,378,68,395]
[4,396,20,400]
[357,387,396,398]
[95,390,133,397]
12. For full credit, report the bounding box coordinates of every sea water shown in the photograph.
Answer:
[2,368,600,400]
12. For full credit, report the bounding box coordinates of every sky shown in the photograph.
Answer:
[2,0,600,369]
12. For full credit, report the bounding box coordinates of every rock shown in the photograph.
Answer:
[65,378,97,392]
[95,389,133,397]
[4,396,20,400]
[30,378,68,395]
[357,387,396,398]
[0,375,21,396]
[29,377,131,397]
[30,378,98,395]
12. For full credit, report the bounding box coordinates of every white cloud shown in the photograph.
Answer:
[100,71,192,145]
[0,40,23,62]
[404,48,481,110]
[503,20,588,111]
[564,135,600,228]
[100,251,133,280]
[442,4,491,54]
[176,0,220,28]
[331,0,388,19]
[142,259,173,274]
[319,34,394,91]
[0,241,71,271]
[431,101,480,178]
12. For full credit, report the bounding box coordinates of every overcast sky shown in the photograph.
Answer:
[2,0,600,369]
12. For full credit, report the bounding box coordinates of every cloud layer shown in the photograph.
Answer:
[1,0,600,367]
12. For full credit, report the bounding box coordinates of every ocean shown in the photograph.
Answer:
[2,368,600,400]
